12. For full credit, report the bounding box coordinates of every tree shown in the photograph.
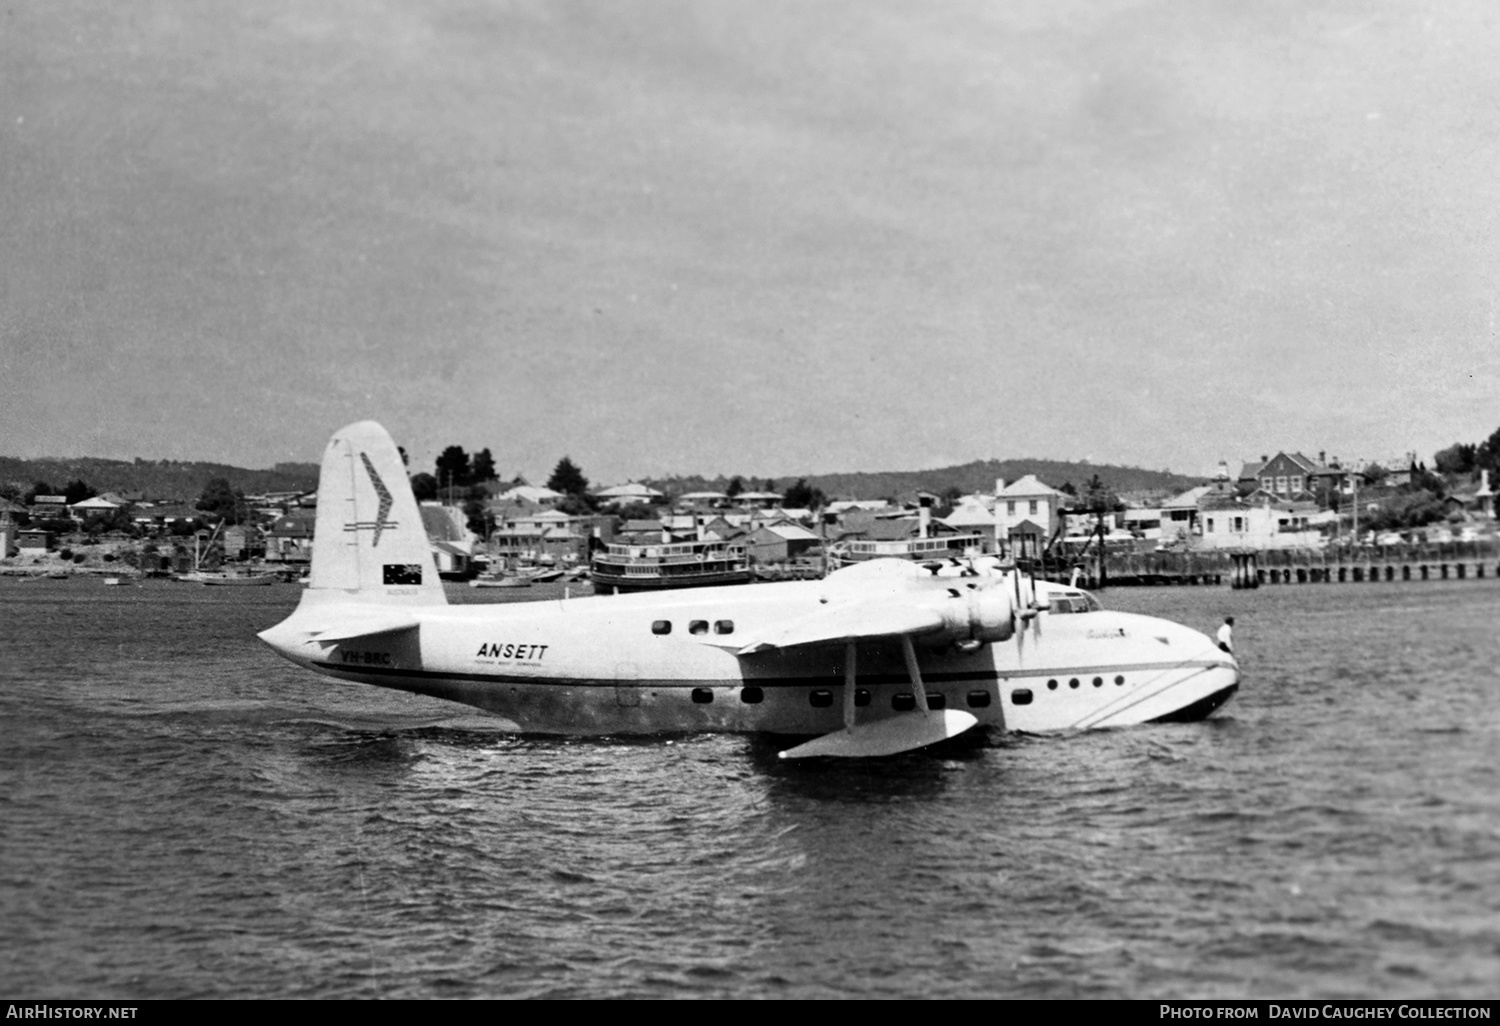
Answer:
[63,479,97,504]
[23,480,57,504]
[471,448,498,483]
[195,477,243,524]
[410,473,438,502]
[547,457,589,497]
[1433,443,1476,476]
[1082,474,1122,514]
[1474,425,1500,477]
[783,478,825,510]
[558,492,599,516]
[726,476,744,499]
[435,446,471,490]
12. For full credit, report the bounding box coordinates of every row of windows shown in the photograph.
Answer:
[1046,675,1127,689]
[653,619,734,635]
[685,679,1130,706]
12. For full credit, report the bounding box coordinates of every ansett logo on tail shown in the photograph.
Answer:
[343,451,398,547]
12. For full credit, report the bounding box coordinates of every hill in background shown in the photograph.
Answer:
[0,456,319,502]
[1,451,1197,507]
[652,459,1198,503]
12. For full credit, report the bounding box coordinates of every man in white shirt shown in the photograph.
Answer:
[1216,616,1235,654]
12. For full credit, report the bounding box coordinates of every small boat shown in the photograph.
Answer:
[102,576,135,587]
[469,573,533,589]
[179,570,278,586]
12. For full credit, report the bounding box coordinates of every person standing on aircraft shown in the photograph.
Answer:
[1217,616,1235,654]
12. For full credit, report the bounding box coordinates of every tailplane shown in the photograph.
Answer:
[305,420,446,606]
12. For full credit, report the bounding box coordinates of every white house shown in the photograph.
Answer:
[994,476,1066,557]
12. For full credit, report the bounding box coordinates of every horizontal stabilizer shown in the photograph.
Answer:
[777,709,979,760]
[307,613,420,644]
[737,599,944,655]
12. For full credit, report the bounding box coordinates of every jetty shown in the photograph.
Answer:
[1024,539,1500,590]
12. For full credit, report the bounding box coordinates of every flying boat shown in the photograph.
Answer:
[258,422,1241,759]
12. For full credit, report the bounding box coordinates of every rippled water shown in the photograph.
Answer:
[1,577,1497,998]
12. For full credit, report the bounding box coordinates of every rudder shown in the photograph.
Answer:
[306,420,447,605]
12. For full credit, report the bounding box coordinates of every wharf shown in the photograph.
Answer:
[1025,540,1500,590]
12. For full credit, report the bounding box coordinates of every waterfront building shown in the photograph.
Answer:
[994,476,1066,556]
[745,521,821,564]
[264,511,316,562]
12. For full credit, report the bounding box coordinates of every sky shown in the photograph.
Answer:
[2,0,1497,486]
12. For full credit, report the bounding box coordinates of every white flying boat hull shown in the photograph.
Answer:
[258,422,1240,757]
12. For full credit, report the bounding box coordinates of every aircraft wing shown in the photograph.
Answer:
[734,597,946,655]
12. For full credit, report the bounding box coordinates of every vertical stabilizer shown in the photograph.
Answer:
[306,421,446,605]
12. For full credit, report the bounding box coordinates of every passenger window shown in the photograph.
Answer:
[651,620,671,635]
[1011,688,1033,705]
[714,620,734,634]
[967,690,991,708]
[689,620,708,635]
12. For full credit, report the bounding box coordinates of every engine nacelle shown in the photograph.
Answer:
[933,582,1016,644]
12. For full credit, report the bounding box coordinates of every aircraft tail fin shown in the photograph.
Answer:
[304,421,447,606]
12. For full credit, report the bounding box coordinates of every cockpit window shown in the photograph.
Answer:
[1047,591,1101,614]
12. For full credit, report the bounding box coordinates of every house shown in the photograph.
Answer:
[1195,493,1323,550]
[733,491,784,510]
[70,496,122,517]
[593,482,665,508]
[264,511,316,562]
[491,510,612,565]
[994,476,1066,555]
[1241,451,1353,507]
[941,495,1001,551]
[491,484,566,508]
[745,521,821,564]
[17,528,54,551]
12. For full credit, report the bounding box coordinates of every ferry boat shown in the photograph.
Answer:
[830,532,990,567]
[590,537,753,592]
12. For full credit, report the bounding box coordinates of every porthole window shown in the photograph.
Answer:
[1047,679,1058,691]
[651,620,671,635]
[691,687,713,704]
[1011,688,1033,706]
[809,689,833,708]
[1069,678,1080,689]
[892,693,916,712]
[689,620,708,635]
[1092,676,1103,688]
[1114,675,1125,686]
[740,686,763,704]
[967,690,991,708]
[714,620,734,635]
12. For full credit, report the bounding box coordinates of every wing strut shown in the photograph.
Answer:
[900,635,930,715]
[842,641,858,728]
